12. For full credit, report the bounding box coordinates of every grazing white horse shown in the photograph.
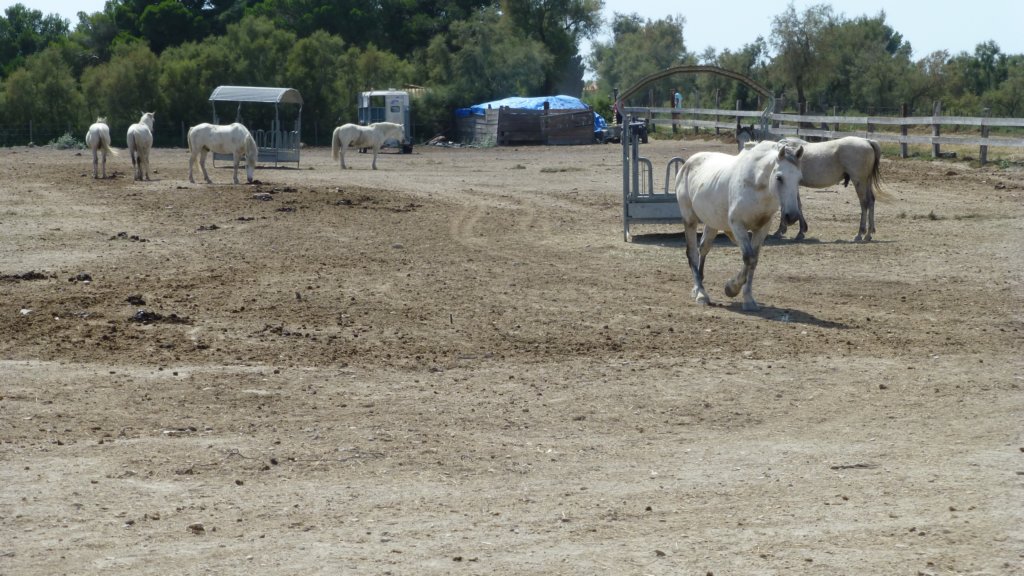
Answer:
[127,112,155,181]
[188,122,258,184]
[777,136,883,242]
[85,117,117,179]
[331,122,405,170]
[675,140,804,311]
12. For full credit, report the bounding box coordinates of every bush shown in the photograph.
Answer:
[49,132,84,150]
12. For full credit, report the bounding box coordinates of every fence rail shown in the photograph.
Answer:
[622,105,1024,163]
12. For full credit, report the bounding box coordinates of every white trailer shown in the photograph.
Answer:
[357,90,413,153]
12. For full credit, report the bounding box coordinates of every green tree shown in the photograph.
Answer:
[79,40,160,141]
[428,7,550,103]
[988,55,1024,116]
[139,0,209,54]
[158,39,236,135]
[68,6,120,64]
[419,6,551,136]
[375,0,492,60]
[589,13,688,104]
[248,0,361,39]
[1,45,83,131]
[818,12,913,113]
[221,15,297,87]
[0,4,71,77]
[712,38,771,111]
[898,50,949,114]
[769,3,835,109]
[501,0,603,95]
[284,30,346,141]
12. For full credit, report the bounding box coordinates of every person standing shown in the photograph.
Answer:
[672,87,683,133]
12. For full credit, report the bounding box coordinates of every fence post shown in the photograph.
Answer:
[900,103,909,158]
[931,101,942,158]
[980,107,990,165]
[714,89,721,136]
[29,120,33,145]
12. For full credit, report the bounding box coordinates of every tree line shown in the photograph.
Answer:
[0,0,1020,147]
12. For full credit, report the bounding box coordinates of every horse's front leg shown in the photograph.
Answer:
[371,146,378,170]
[794,194,807,241]
[101,152,107,179]
[772,194,807,240]
[725,226,768,311]
[340,146,347,169]
[772,218,788,239]
[232,153,240,185]
[200,150,213,183]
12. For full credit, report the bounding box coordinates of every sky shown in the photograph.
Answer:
[593,0,1023,60]
[6,0,1022,61]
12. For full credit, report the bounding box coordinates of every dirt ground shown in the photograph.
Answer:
[1,136,1022,576]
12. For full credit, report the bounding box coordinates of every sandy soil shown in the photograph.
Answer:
[1,136,1022,575]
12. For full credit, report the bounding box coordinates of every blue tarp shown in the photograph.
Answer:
[456,95,607,133]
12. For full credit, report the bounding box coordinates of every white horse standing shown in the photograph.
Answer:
[675,140,804,311]
[85,117,117,179]
[127,112,155,181]
[188,122,258,184]
[776,136,883,242]
[331,122,405,170]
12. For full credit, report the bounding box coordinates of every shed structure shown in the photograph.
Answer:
[208,86,303,166]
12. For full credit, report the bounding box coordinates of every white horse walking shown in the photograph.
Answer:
[127,112,155,181]
[777,136,883,242]
[675,140,804,311]
[85,117,117,179]
[331,122,405,170]
[188,122,258,184]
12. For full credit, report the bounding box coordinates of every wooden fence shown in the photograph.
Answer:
[622,104,1024,164]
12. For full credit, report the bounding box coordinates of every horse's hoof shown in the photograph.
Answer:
[794,232,805,241]
[695,293,710,306]
[742,301,760,312]
[724,282,739,298]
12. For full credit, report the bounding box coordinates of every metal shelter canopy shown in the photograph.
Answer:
[209,85,303,106]
[208,85,303,166]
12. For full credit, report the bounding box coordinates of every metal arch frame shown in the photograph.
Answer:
[616,65,776,137]
[617,66,776,241]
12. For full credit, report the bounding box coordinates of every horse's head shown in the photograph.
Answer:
[773,143,804,226]
[244,133,258,183]
[140,112,155,130]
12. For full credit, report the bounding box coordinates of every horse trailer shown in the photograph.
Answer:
[357,90,413,153]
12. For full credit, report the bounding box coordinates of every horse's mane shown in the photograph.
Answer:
[779,143,803,166]
[95,117,107,124]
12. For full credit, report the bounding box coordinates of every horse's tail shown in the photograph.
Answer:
[867,139,888,201]
[331,128,340,160]
[127,130,138,166]
[100,137,118,157]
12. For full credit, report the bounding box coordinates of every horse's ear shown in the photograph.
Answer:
[795,145,804,159]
